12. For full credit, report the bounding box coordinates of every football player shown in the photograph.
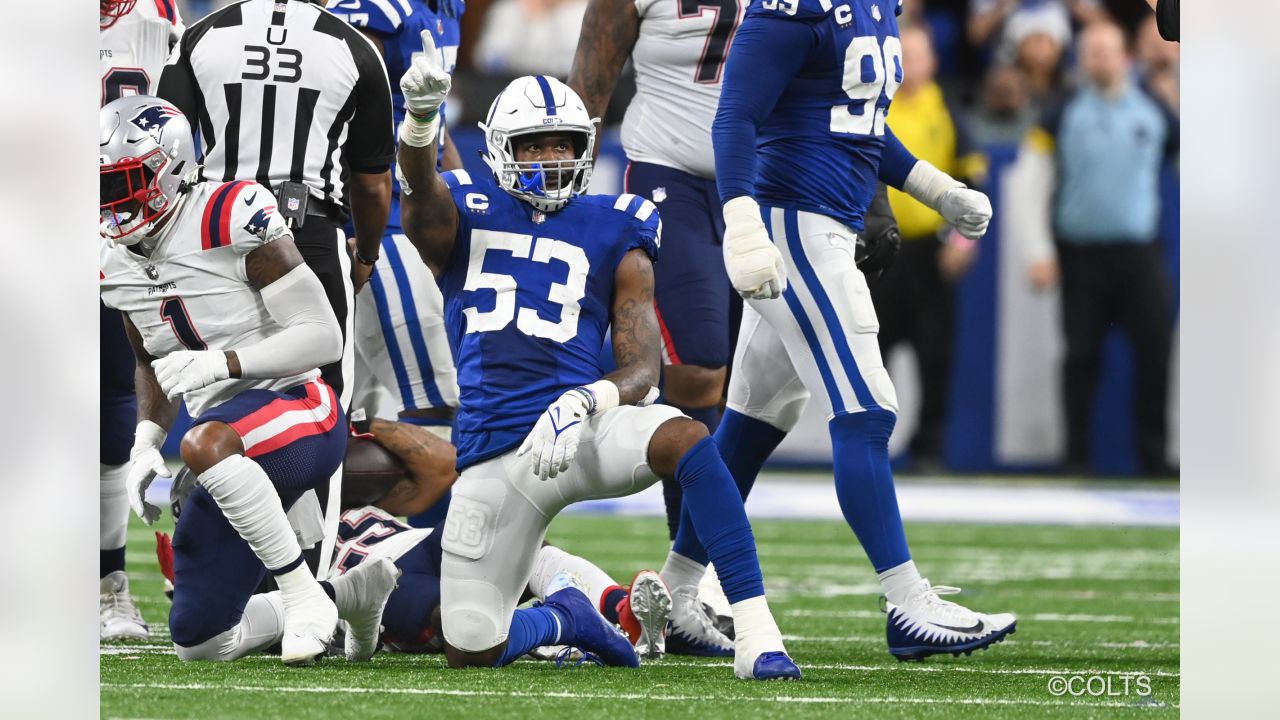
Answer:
[698,0,1017,660]
[99,96,395,665]
[394,40,800,679]
[99,0,184,644]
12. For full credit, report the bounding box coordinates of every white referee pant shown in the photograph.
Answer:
[352,232,459,423]
[727,206,899,431]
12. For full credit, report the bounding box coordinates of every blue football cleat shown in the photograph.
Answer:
[544,586,640,668]
[884,580,1017,661]
[750,651,802,680]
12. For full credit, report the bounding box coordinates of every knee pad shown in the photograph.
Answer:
[441,578,507,653]
[173,628,238,662]
[859,366,900,415]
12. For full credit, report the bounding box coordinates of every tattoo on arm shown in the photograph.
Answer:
[124,315,179,431]
[568,0,641,124]
[606,249,661,405]
[368,418,459,516]
[398,138,459,275]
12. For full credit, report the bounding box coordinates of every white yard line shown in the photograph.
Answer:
[101,682,1174,708]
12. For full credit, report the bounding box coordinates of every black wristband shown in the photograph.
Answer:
[355,248,379,266]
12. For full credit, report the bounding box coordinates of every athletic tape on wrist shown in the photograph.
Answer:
[399,112,439,148]
[903,160,964,211]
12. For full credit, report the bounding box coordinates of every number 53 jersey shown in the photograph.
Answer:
[99,181,317,418]
[435,171,661,470]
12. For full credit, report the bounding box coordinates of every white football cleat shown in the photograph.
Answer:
[100,571,149,642]
[331,558,401,662]
[280,579,338,666]
[665,585,733,657]
[624,570,671,659]
[885,580,1016,661]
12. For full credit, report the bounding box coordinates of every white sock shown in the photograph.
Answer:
[100,463,130,550]
[528,545,617,609]
[729,595,784,650]
[878,560,923,606]
[174,592,285,661]
[660,550,707,593]
[197,455,302,572]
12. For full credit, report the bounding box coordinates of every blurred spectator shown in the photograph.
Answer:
[875,26,988,472]
[969,1,1106,101]
[1134,14,1179,112]
[966,64,1037,145]
[473,0,586,78]
[1017,21,1177,476]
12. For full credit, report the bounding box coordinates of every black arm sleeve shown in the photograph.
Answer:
[344,34,396,174]
[1156,0,1179,42]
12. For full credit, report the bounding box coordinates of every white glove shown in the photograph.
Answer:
[937,187,993,241]
[127,421,170,525]
[152,350,229,400]
[401,31,451,118]
[517,388,594,482]
[722,196,787,300]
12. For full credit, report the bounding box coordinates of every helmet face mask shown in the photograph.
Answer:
[100,0,139,29]
[479,76,598,213]
[99,96,197,245]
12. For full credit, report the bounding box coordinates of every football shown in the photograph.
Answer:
[343,435,409,507]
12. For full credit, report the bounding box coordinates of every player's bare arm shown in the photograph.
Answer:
[605,248,662,405]
[123,315,179,431]
[367,418,459,517]
[568,0,641,127]
[397,32,459,274]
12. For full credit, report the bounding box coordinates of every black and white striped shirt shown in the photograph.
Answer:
[158,0,394,214]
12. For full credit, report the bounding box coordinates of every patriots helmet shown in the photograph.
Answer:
[478,75,598,212]
[99,95,196,244]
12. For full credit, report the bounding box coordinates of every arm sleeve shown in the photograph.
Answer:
[877,125,920,190]
[234,265,343,379]
[712,15,818,203]
[345,33,397,174]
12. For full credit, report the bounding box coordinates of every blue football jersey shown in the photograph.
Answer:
[326,0,463,184]
[435,171,661,470]
[740,0,903,230]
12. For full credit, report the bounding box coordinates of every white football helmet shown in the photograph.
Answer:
[478,76,598,212]
[99,95,197,245]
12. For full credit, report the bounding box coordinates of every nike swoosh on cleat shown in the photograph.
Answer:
[930,620,985,634]
[244,191,257,205]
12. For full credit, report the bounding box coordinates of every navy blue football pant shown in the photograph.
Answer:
[101,302,136,466]
[168,381,348,648]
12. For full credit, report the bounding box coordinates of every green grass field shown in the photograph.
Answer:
[101,513,1178,719]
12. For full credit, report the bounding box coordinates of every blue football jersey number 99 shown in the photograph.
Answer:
[832,34,903,137]
[462,229,590,343]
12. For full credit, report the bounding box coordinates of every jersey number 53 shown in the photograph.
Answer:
[462,229,589,343]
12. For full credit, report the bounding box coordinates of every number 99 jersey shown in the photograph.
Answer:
[434,171,661,470]
[744,0,902,230]
[100,0,184,106]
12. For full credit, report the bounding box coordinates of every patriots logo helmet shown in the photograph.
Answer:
[129,105,183,144]
[100,95,196,244]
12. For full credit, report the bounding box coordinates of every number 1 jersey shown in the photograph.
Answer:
[435,171,661,470]
[99,180,316,418]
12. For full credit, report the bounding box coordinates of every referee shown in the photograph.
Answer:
[158,0,394,408]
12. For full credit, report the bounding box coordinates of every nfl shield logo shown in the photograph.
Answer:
[437,19,444,34]
[287,198,301,212]
[145,265,159,280]
[652,187,667,203]
[532,210,546,224]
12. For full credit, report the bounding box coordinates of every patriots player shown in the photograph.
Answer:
[695,0,1018,660]
[326,1,465,531]
[99,0,184,643]
[393,41,800,679]
[99,97,396,665]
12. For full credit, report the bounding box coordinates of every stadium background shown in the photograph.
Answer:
[167,0,1181,477]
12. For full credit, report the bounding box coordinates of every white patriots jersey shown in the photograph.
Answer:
[99,181,317,418]
[100,0,184,106]
[621,0,745,179]
[330,506,432,577]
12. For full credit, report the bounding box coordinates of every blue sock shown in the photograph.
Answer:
[830,409,911,572]
[407,489,451,530]
[100,546,125,578]
[494,606,567,667]
[671,410,788,566]
[670,436,764,603]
